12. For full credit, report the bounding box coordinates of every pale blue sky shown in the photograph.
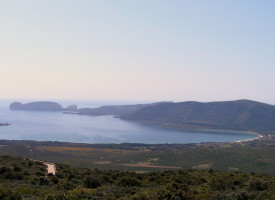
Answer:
[0,1,274,103]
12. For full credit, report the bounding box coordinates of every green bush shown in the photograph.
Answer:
[117,177,142,187]
[248,178,269,191]
[39,177,51,185]
[84,176,101,188]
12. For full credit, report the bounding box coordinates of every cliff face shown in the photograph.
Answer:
[10,102,24,110]
[10,101,63,111]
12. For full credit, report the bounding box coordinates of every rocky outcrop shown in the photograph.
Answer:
[65,104,78,111]
[10,101,63,111]
[10,102,24,110]
[0,123,10,126]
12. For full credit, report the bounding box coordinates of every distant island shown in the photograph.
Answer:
[10,101,77,112]
[0,123,10,126]
[10,99,275,133]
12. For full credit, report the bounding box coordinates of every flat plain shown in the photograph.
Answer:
[0,132,274,175]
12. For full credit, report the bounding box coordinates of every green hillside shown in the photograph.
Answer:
[77,104,148,116]
[120,100,275,132]
[0,155,274,199]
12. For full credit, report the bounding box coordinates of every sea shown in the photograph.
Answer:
[0,99,258,144]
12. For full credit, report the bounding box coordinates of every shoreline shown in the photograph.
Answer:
[0,131,265,147]
[233,131,263,143]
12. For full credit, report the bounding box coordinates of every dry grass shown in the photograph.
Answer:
[192,163,213,169]
[39,146,93,152]
[120,162,179,169]
[93,161,112,165]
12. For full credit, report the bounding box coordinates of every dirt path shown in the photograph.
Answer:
[30,159,56,175]
[44,162,56,175]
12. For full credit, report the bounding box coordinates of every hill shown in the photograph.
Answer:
[0,155,274,199]
[76,102,170,116]
[77,104,148,116]
[119,100,275,132]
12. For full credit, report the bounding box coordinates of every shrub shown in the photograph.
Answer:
[13,165,22,172]
[0,167,11,175]
[39,177,51,185]
[36,171,45,176]
[248,178,269,191]
[50,176,59,184]
[117,177,142,187]
[84,176,101,188]
[61,182,76,190]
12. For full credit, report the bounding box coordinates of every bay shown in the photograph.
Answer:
[0,100,258,144]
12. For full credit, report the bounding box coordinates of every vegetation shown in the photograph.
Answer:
[120,100,275,132]
[0,155,274,199]
[77,104,148,116]
[1,131,274,199]
[0,136,275,175]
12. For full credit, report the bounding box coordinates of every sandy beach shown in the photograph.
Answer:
[234,132,263,143]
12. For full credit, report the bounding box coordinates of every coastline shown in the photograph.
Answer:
[233,131,263,143]
[128,120,265,144]
[0,131,265,147]
[0,106,266,145]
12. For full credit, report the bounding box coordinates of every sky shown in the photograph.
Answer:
[0,0,274,104]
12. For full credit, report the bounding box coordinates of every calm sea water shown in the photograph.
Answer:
[0,99,258,144]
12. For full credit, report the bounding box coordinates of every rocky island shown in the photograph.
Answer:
[10,101,63,111]
[10,101,77,112]
[0,123,10,126]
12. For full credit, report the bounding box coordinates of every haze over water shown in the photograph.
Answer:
[0,100,257,144]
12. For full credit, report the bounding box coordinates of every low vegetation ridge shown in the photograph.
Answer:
[77,104,148,116]
[0,155,274,199]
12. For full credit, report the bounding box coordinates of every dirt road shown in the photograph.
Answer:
[44,162,56,175]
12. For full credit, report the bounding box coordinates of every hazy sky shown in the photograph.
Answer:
[1,1,274,103]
